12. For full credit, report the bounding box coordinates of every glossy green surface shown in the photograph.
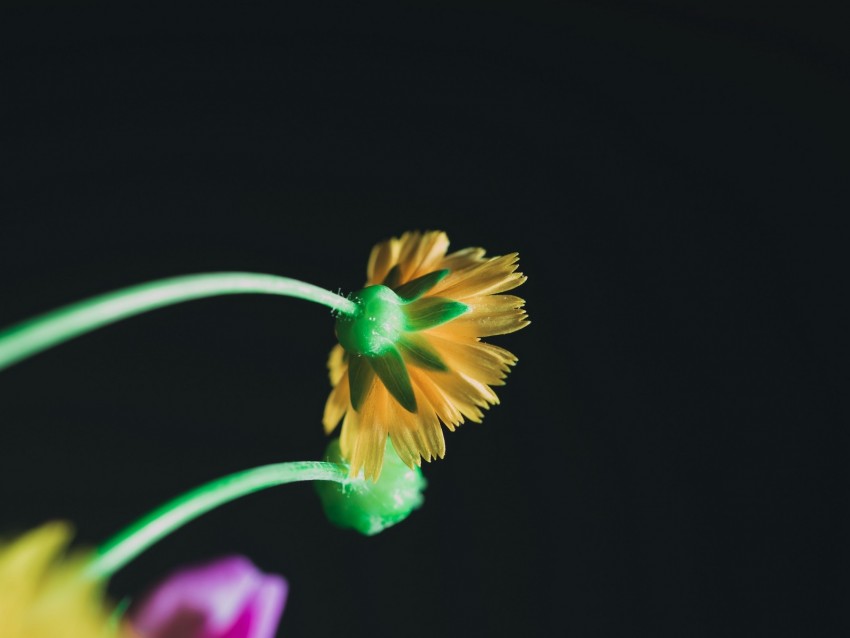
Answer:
[335,285,405,357]
[316,438,427,536]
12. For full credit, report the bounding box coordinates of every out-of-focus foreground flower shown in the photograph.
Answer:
[0,522,118,638]
[129,555,287,638]
[324,230,529,479]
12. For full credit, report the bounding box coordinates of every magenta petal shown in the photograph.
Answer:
[223,575,287,638]
[130,555,288,638]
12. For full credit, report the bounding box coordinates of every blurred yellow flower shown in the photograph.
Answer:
[0,522,120,638]
[324,230,528,479]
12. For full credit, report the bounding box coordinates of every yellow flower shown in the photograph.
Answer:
[323,230,528,479]
[0,522,120,638]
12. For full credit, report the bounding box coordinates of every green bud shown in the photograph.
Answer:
[316,438,427,535]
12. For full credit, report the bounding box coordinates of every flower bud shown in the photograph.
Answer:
[316,438,426,535]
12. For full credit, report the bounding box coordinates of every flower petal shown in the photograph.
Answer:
[462,293,526,315]
[0,523,72,622]
[410,388,446,461]
[394,232,424,282]
[349,389,389,480]
[432,253,526,299]
[426,335,518,386]
[427,369,501,423]
[326,344,347,385]
[225,573,287,638]
[429,305,530,338]
[130,556,287,638]
[323,369,350,433]
[405,231,450,281]
[339,407,361,462]
[439,246,487,272]
[408,367,464,430]
[0,523,117,638]
[387,388,445,466]
[366,236,400,285]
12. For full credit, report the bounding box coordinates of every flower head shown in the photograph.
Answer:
[323,230,528,479]
[129,556,287,638]
[0,522,120,638]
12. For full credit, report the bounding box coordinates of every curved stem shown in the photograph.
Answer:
[0,272,357,372]
[87,461,351,579]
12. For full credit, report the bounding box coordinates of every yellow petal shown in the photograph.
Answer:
[413,390,446,460]
[439,246,487,271]
[426,335,518,386]
[386,394,427,465]
[387,383,445,464]
[322,370,350,433]
[0,523,117,638]
[408,367,464,430]
[406,231,450,281]
[347,382,388,480]
[356,421,388,482]
[430,306,530,339]
[427,370,498,423]
[388,422,421,467]
[326,344,347,385]
[432,253,525,300]
[366,236,401,285]
[339,408,360,461]
[462,293,526,314]
[0,523,71,621]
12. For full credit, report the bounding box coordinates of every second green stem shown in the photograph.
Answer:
[88,461,351,579]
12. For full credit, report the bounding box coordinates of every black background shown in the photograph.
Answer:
[1,3,845,637]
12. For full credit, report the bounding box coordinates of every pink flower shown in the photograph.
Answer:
[130,555,287,638]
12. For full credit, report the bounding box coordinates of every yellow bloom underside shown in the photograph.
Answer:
[0,523,118,638]
[323,230,529,479]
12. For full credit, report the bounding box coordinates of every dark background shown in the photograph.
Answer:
[1,3,845,637]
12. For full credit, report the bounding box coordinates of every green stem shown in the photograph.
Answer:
[87,461,350,579]
[0,272,357,372]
